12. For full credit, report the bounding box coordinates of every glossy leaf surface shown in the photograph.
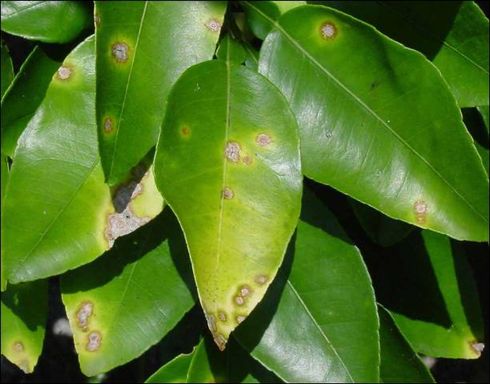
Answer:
[154,60,302,349]
[1,279,48,373]
[1,41,14,98]
[378,306,434,383]
[1,46,60,157]
[372,230,484,359]
[147,338,279,383]
[236,189,379,382]
[243,1,306,40]
[326,1,489,108]
[1,37,113,285]
[256,3,489,242]
[216,35,248,65]
[1,1,91,43]
[96,1,226,186]
[61,210,194,376]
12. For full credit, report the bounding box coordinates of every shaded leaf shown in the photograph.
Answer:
[1,40,14,98]
[372,230,484,359]
[147,337,279,383]
[61,210,194,376]
[1,1,91,43]
[325,1,489,108]
[1,279,48,373]
[217,35,248,65]
[378,306,434,383]
[256,3,489,242]
[154,59,302,350]
[243,1,306,40]
[478,105,489,134]
[350,199,414,247]
[1,36,113,286]
[1,46,60,157]
[96,1,226,186]
[236,188,379,382]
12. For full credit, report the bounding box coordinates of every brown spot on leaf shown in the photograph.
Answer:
[256,133,272,147]
[213,333,226,351]
[239,285,251,297]
[242,155,253,165]
[222,187,234,200]
[206,19,221,32]
[218,311,227,322]
[255,274,268,285]
[181,126,190,137]
[414,200,428,224]
[76,301,94,332]
[320,22,337,39]
[234,295,245,306]
[12,341,24,353]
[112,42,129,63]
[236,315,246,324]
[86,331,102,352]
[103,117,114,134]
[225,141,241,162]
[56,65,72,80]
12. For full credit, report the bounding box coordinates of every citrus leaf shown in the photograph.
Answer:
[216,35,248,65]
[1,1,91,43]
[1,46,60,157]
[242,1,306,40]
[255,3,489,242]
[154,60,302,350]
[147,337,279,383]
[236,189,379,382]
[378,306,434,383]
[1,279,48,373]
[96,1,226,186]
[1,40,14,99]
[325,1,489,108]
[1,36,113,286]
[372,230,484,359]
[350,199,414,247]
[61,210,194,377]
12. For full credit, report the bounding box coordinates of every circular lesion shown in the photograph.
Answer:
[111,42,130,63]
[319,21,337,40]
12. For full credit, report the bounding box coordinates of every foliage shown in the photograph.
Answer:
[1,1,488,382]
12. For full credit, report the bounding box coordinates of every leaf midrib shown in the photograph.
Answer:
[248,2,487,224]
[286,280,354,383]
[107,1,149,183]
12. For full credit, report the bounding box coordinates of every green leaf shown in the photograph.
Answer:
[1,40,14,99]
[350,199,414,247]
[216,35,248,65]
[147,337,279,383]
[1,279,48,373]
[372,230,484,359]
[1,46,60,157]
[378,306,434,383]
[1,1,91,43]
[96,1,226,186]
[154,59,302,350]
[325,1,489,108]
[1,36,113,286]
[61,210,194,377]
[255,3,489,242]
[236,188,379,382]
[242,1,306,40]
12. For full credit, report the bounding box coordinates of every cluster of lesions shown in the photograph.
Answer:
[75,300,103,352]
[205,274,270,351]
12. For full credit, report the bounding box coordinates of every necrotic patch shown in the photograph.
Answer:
[236,315,246,324]
[222,187,234,200]
[320,22,337,39]
[13,341,24,353]
[256,133,272,147]
[413,200,428,224]
[57,66,72,80]
[225,141,241,162]
[103,117,114,133]
[86,331,102,352]
[112,42,129,63]
[76,301,94,331]
[255,274,268,285]
[206,19,221,32]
